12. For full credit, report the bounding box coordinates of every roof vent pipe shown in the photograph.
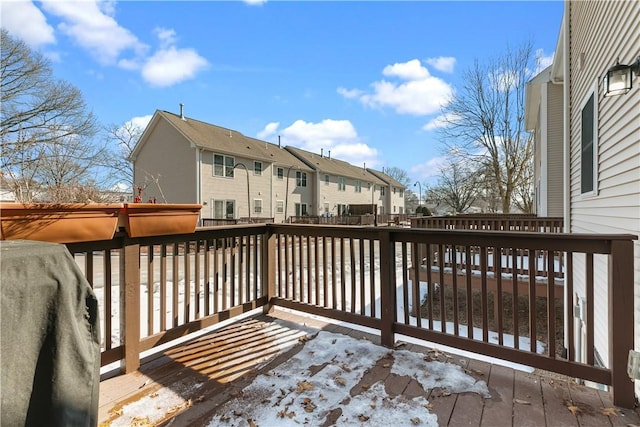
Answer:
[179,103,185,120]
[321,148,324,158]
[278,135,281,148]
[328,150,331,159]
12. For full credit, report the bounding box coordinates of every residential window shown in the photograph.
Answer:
[324,174,330,185]
[276,200,284,214]
[338,177,346,191]
[380,187,385,196]
[324,203,329,214]
[581,91,596,194]
[254,199,262,214]
[393,188,396,194]
[337,203,348,215]
[214,199,235,219]
[399,189,404,197]
[254,161,263,176]
[276,167,284,180]
[355,180,362,193]
[295,203,308,216]
[296,171,307,187]
[214,154,234,177]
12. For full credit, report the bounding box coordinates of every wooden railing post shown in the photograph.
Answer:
[120,239,140,373]
[379,229,396,348]
[609,239,635,408]
[262,229,276,313]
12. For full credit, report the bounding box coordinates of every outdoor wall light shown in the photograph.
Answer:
[604,56,640,96]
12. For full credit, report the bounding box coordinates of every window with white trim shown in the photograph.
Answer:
[254,199,262,214]
[276,200,284,214]
[324,174,330,185]
[355,180,362,193]
[296,171,307,187]
[338,177,346,191]
[254,161,263,176]
[276,167,284,180]
[214,154,235,177]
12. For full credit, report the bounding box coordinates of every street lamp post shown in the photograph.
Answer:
[413,181,422,209]
[233,163,250,220]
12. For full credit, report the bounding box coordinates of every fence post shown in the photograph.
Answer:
[262,229,276,313]
[609,238,635,408]
[379,229,396,348]
[121,239,140,373]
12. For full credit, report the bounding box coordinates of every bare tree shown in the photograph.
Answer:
[1,29,101,201]
[383,166,411,188]
[103,120,143,190]
[427,159,480,214]
[438,42,535,213]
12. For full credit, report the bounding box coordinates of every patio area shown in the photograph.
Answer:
[98,309,640,427]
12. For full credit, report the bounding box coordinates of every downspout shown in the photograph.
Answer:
[196,147,204,224]
[562,2,570,234]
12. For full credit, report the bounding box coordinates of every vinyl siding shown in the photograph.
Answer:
[567,0,640,396]
[546,83,564,217]
[133,118,197,204]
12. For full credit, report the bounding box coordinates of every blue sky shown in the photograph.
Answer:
[2,0,564,184]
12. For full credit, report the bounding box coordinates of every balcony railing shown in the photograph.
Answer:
[64,223,636,408]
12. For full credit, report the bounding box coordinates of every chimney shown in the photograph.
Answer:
[179,103,185,120]
[321,148,324,158]
[328,150,331,159]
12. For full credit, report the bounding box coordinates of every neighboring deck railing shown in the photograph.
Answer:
[63,223,636,408]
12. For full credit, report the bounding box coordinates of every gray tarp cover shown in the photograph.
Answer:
[1,240,100,427]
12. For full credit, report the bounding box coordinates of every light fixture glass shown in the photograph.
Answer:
[604,57,640,97]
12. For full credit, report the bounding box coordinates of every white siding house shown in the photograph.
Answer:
[529,0,639,399]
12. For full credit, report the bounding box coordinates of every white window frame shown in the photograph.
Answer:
[338,177,346,191]
[355,180,362,193]
[254,161,263,176]
[276,167,284,180]
[276,200,284,214]
[213,154,235,178]
[296,171,307,187]
[253,198,263,214]
[579,80,598,197]
[324,174,330,185]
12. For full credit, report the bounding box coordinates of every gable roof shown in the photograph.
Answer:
[285,146,386,185]
[366,168,405,188]
[134,110,311,170]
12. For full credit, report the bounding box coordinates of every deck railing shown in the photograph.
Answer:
[64,223,636,407]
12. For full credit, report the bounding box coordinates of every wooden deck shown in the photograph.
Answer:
[99,310,640,427]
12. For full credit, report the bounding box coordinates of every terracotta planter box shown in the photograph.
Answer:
[120,203,202,237]
[0,203,123,243]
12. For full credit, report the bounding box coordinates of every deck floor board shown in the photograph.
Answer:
[99,310,640,426]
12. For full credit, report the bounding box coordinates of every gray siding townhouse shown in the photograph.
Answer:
[526,0,639,399]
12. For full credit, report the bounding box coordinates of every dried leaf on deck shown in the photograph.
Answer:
[298,335,310,343]
[358,414,370,421]
[567,405,580,415]
[411,417,421,425]
[277,409,296,419]
[296,380,315,393]
[130,416,153,427]
[335,376,346,386]
[248,419,257,427]
[514,399,531,405]
[599,407,618,416]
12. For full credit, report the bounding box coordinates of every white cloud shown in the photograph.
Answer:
[244,0,267,4]
[141,46,209,87]
[128,115,153,131]
[340,59,454,116]
[154,27,177,48]
[258,119,379,167]
[422,112,460,131]
[1,0,55,47]
[336,87,363,99]
[40,0,146,65]
[257,121,280,140]
[411,156,448,180]
[425,56,456,73]
[534,48,554,74]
